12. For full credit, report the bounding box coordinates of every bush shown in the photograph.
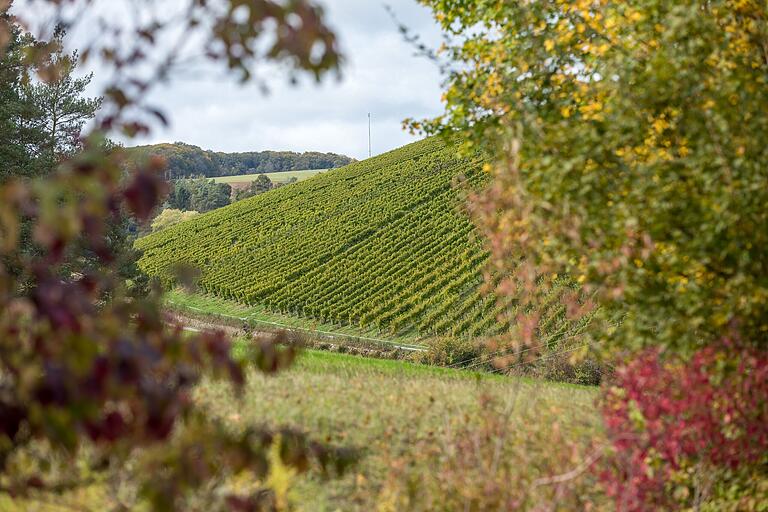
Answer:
[411,336,485,368]
[151,208,200,232]
[511,351,607,387]
[600,343,768,511]
[414,336,607,385]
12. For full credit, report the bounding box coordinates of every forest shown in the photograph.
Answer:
[127,142,354,179]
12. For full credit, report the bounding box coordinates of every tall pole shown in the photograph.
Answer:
[368,113,372,158]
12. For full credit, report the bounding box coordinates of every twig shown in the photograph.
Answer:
[531,448,605,488]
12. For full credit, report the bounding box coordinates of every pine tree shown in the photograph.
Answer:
[0,17,43,180]
[22,27,101,172]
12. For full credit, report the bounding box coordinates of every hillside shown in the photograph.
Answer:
[136,138,509,338]
[126,142,355,179]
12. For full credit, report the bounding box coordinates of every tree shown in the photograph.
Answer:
[166,182,193,211]
[23,27,101,171]
[252,173,273,194]
[187,178,232,212]
[0,17,43,180]
[235,174,275,202]
[152,208,200,232]
[175,185,192,211]
[416,0,768,507]
[416,0,768,355]
[126,144,355,179]
[0,1,349,510]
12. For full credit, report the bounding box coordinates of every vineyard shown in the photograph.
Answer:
[137,137,573,340]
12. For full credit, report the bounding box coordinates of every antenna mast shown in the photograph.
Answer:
[368,113,372,158]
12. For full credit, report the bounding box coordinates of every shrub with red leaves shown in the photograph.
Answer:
[600,342,768,511]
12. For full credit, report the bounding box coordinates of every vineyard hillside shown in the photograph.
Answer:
[137,138,509,338]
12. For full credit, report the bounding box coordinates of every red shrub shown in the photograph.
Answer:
[600,342,768,511]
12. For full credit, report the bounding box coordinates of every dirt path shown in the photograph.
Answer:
[166,309,426,359]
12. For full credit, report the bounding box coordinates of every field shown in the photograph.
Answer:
[212,168,327,185]
[1,349,601,511]
[204,350,602,510]
[138,137,585,343]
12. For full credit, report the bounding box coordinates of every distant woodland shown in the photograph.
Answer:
[127,142,355,179]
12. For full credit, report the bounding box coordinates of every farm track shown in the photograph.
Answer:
[166,308,427,355]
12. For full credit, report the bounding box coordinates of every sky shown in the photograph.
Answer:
[71,0,447,160]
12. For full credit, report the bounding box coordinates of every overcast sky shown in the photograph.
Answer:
[87,1,446,160]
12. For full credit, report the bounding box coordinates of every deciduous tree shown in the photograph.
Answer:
[415,0,768,507]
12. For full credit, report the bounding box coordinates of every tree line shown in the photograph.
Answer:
[127,141,354,179]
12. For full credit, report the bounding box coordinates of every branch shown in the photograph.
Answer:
[531,448,605,488]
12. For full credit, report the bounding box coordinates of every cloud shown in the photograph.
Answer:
[89,0,447,160]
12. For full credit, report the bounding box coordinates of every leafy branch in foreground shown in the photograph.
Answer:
[415,0,768,508]
[1,1,352,509]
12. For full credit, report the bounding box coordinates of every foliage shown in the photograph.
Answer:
[235,173,274,202]
[188,178,233,213]
[416,0,768,506]
[167,182,192,211]
[0,17,44,180]
[22,27,101,171]
[601,343,768,511]
[414,333,606,386]
[0,0,352,509]
[252,173,274,193]
[1,19,146,304]
[411,335,486,368]
[416,0,768,356]
[0,137,355,510]
[166,178,232,213]
[128,142,354,179]
[151,208,200,233]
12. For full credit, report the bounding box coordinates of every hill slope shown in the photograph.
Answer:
[137,138,511,338]
[127,142,354,179]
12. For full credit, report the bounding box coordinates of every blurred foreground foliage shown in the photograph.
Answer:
[0,1,354,510]
[415,0,768,509]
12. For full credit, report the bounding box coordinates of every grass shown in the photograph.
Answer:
[212,169,327,185]
[201,348,602,511]
[1,349,601,511]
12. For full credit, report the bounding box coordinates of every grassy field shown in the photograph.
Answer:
[199,349,602,510]
[1,350,602,511]
[212,169,327,185]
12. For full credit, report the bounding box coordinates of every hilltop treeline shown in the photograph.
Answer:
[127,142,355,179]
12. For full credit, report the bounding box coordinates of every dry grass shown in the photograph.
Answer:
[199,349,603,511]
